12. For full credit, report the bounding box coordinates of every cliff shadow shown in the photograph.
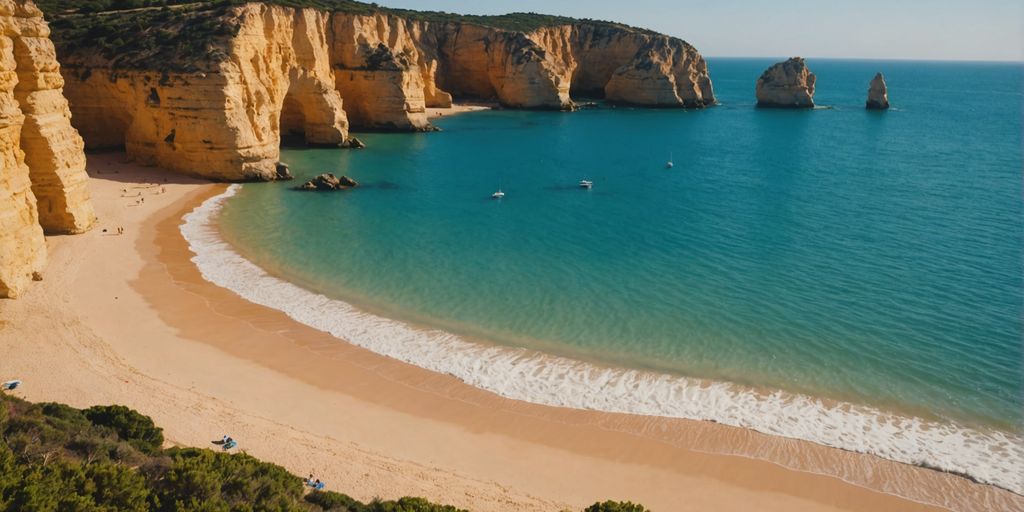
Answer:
[84,151,213,186]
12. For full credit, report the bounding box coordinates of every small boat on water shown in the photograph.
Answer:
[579,180,593,189]
[666,152,674,169]
[491,189,505,199]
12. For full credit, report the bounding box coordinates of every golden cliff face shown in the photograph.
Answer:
[0,0,93,298]
[53,3,715,182]
[62,4,349,181]
[330,13,432,131]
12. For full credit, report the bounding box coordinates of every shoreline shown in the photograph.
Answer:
[194,186,1024,498]
[0,153,1019,511]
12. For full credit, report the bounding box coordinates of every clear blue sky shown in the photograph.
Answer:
[376,0,1023,61]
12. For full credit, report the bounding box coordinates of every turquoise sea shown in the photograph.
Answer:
[201,59,1022,490]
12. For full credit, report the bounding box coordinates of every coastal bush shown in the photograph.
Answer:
[585,501,650,512]
[83,404,164,454]
[0,393,646,511]
[367,496,467,512]
[151,447,307,511]
[305,490,368,511]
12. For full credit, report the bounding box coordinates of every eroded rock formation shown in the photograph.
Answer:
[0,0,93,298]
[756,57,815,108]
[60,5,349,181]
[866,72,889,110]
[51,4,715,182]
[296,173,358,191]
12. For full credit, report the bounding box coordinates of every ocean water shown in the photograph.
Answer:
[201,59,1023,491]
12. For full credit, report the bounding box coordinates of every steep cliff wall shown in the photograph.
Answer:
[60,4,349,181]
[330,13,431,131]
[49,2,715,181]
[1,0,92,298]
[12,5,93,233]
[0,22,46,297]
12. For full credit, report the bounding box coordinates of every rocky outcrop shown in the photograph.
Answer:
[1,0,93,298]
[12,5,94,234]
[296,173,358,191]
[274,161,293,180]
[330,14,433,131]
[61,4,350,181]
[866,72,889,110]
[756,57,815,108]
[343,137,365,149]
[49,4,714,182]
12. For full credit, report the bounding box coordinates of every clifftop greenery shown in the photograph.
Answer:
[0,392,467,511]
[0,392,646,511]
[37,0,658,72]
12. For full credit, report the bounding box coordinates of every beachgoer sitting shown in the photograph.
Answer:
[314,479,324,490]
[223,439,237,450]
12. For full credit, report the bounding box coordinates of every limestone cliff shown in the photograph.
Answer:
[45,3,715,181]
[756,57,815,109]
[866,72,889,110]
[60,4,349,181]
[1,0,92,298]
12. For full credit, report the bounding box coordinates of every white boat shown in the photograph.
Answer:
[579,180,593,189]
[491,189,505,199]
[666,152,674,169]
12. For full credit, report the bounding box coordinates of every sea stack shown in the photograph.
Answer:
[866,72,890,110]
[756,57,816,108]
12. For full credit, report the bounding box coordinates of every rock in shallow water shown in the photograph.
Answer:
[343,137,366,149]
[756,57,816,108]
[296,173,359,191]
[275,162,294,181]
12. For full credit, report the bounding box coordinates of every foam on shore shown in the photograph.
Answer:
[182,184,1024,495]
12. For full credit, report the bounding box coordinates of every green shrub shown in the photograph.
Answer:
[368,496,467,512]
[83,404,164,454]
[1,394,637,512]
[585,501,650,512]
[152,447,306,512]
[305,490,368,511]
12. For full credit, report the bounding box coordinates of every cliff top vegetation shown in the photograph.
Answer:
[37,0,659,71]
[0,392,644,511]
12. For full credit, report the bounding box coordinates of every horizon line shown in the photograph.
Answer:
[702,55,1024,64]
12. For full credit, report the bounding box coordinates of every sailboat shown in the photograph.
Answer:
[665,152,674,169]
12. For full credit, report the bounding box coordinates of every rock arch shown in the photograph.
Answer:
[279,73,348,146]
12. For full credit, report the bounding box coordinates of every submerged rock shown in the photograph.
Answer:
[866,72,890,110]
[296,173,359,191]
[756,57,816,108]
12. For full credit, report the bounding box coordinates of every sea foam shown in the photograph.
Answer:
[183,185,1023,495]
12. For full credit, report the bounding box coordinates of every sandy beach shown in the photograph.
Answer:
[427,103,493,119]
[0,152,1019,512]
